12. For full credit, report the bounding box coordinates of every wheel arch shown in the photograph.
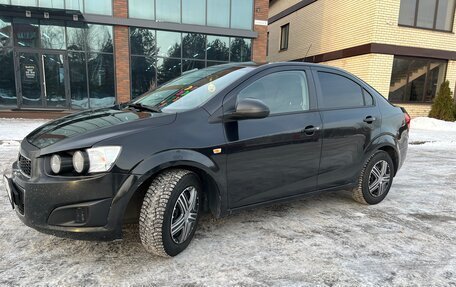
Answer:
[366,134,400,176]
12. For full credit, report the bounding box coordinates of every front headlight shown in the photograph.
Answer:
[84,146,122,173]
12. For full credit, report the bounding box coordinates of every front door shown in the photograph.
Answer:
[224,67,322,209]
[17,51,69,109]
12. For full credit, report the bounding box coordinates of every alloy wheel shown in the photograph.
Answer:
[368,160,391,198]
[170,186,199,244]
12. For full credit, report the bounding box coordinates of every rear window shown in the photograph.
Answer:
[318,72,365,109]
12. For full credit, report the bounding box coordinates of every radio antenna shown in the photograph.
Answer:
[303,43,312,62]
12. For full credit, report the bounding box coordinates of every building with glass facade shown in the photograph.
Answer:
[267,0,456,117]
[0,0,269,111]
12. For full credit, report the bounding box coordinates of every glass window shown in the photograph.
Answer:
[40,22,66,50]
[318,72,364,109]
[207,0,230,28]
[131,56,157,99]
[398,0,417,26]
[129,0,154,20]
[207,61,225,67]
[39,0,64,8]
[65,0,83,11]
[231,0,253,30]
[0,0,10,4]
[69,52,88,109]
[398,0,455,31]
[67,25,86,51]
[84,0,112,15]
[87,53,115,108]
[87,24,113,53]
[13,19,40,48]
[130,28,156,57]
[157,57,181,85]
[207,35,229,61]
[182,0,206,25]
[0,49,17,106]
[11,0,37,6]
[436,0,456,31]
[156,0,181,23]
[238,71,310,114]
[417,0,437,28]
[182,33,205,59]
[134,65,254,112]
[0,18,12,48]
[182,59,205,73]
[156,31,181,58]
[280,24,289,50]
[230,38,251,62]
[363,89,374,106]
[388,56,447,103]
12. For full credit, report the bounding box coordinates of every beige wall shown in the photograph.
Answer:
[269,0,301,17]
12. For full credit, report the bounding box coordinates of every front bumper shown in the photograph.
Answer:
[6,161,133,241]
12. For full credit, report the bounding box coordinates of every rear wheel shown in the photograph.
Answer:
[139,169,202,257]
[352,151,394,205]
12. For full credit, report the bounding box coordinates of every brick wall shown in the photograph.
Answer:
[252,0,269,63]
[113,0,131,103]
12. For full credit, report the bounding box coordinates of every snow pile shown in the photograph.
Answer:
[409,117,456,148]
[0,118,48,144]
[411,117,456,132]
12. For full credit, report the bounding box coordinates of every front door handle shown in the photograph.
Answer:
[303,125,320,136]
[363,116,376,124]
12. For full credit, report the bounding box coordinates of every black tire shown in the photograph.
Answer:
[352,151,395,205]
[139,169,202,257]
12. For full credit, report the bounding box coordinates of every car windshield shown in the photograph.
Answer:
[132,64,255,113]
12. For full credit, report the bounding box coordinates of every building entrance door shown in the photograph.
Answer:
[17,50,69,109]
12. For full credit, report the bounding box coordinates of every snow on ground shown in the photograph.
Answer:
[409,117,456,149]
[0,117,455,286]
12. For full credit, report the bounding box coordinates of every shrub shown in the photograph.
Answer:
[429,80,455,121]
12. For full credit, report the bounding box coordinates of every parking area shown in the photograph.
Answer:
[0,118,455,286]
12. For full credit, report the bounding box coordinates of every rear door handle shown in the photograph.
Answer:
[302,125,320,136]
[363,116,376,124]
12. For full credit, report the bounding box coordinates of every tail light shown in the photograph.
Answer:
[402,109,411,129]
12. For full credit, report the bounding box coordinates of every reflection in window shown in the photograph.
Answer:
[436,0,456,31]
[182,0,206,25]
[230,38,251,62]
[182,59,205,73]
[389,56,447,103]
[0,49,16,106]
[69,52,88,109]
[318,72,364,109]
[131,56,157,99]
[417,0,437,28]
[156,0,181,23]
[0,18,12,48]
[157,31,181,58]
[39,0,64,8]
[11,0,37,6]
[207,35,229,61]
[129,0,155,20]
[40,22,66,50]
[66,25,86,51]
[87,24,113,53]
[84,0,112,15]
[231,0,254,30]
[88,53,115,107]
[65,0,84,11]
[182,33,206,60]
[130,28,156,57]
[157,57,181,85]
[13,19,39,48]
[207,0,230,28]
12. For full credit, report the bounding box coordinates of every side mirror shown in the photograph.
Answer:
[226,98,270,121]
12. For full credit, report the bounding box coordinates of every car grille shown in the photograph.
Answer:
[18,154,32,177]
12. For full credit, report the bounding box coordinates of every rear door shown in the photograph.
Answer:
[224,66,323,208]
[313,67,382,190]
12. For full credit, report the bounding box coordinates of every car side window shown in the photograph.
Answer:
[318,72,364,109]
[363,89,374,106]
[237,71,310,115]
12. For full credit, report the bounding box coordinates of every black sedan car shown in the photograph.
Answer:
[4,62,409,257]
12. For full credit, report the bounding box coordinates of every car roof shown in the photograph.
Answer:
[226,61,350,74]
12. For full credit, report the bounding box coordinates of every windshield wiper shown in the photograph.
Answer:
[127,103,162,113]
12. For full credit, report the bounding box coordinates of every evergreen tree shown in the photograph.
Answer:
[429,80,455,121]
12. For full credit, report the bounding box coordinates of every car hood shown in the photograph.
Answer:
[26,108,176,154]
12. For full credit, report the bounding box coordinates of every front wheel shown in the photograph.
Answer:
[352,151,394,205]
[139,169,202,257]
